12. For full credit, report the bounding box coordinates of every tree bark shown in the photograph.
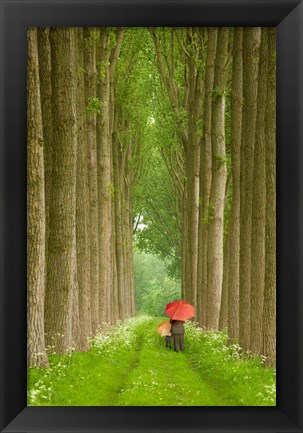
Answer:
[219,235,229,330]
[262,28,276,366]
[37,28,52,263]
[75,28,91,349]
[27,27,49,368]
[84,28,100,335]
[98,29,112,324]
[250,28,268,355]
[228,27,243,344]
[45,28,78,353]
[112,113,125,321]
[184,28,203,308]
[239,27,261,351]
[206,27,230,330]
[197,27,217,326]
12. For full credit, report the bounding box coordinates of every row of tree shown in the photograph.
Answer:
[28,27,276,368]
[27,27,149,367]
[134,27,276,365]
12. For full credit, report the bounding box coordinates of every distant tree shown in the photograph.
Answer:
[134,251,181,315]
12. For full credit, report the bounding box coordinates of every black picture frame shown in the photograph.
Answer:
[0,0,302,432]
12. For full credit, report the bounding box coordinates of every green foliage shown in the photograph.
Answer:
[202,203,215,225]
[133,140,182,279]
[224,181,233,239]
[214,154,229,170]
[211,87,224,100]
[86,97,103,115]
[108,28,117,51]
[175,108,188,128]
[78,66,86,77]
[108,183,118,199]
[84,30,100,47]
[97,60,110,80]
[211,87,230,101]
[134,251,181,315]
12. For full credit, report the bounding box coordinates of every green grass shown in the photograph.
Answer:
[28,316,276,406]
[184,322,276,406]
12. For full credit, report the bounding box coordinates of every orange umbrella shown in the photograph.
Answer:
[157,320,172,336]
[165,300,195,321]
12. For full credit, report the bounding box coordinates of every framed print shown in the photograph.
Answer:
[0,0,302,432]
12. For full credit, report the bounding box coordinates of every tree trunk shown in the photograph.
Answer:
[228,27,243,344]
[206,27,230,330]
[239,27,261,351]
[37,28,52,263]
[123,172,133,318]
[219,235,229,330]
[112,116,125,321]
[27,27,49,368]
[75,28,91,349]
[45,28,77,353]
[197,27,217,326]
[262,28,276,366]
[184,29,202,308]
[250,28,268,355]
[98,29,112,324]
[83,28,100,335]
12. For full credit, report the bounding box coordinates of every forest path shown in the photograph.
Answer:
[28,317,275,406]
[28,317,225,406]
[113,318,226,406]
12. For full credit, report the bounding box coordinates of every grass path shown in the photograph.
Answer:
[114,320,225,406]
[28,317,276,406]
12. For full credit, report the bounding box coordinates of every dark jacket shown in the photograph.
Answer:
[170,320,185,335]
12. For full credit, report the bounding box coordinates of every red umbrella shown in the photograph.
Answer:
[165,300,195,321]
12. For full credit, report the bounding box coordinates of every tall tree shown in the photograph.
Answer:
[110,28,126,322]
[219,172,232,331]
[97,29,112,324]
[75,28,91,349]
[83,28,100,335]
[250,28,268,355]
[227,27,243,344]
[27,27,49,368]
[149,28,203,308]
[45,28,78,353]
[262,28,276,366]
[239,27,261,351]
[112,110,126,320]
[206,27,230,330]
[197,27,217,325]
[37,28,53,260]
[184,28,203,307]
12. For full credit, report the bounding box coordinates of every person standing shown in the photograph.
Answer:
[170,319,185,352]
